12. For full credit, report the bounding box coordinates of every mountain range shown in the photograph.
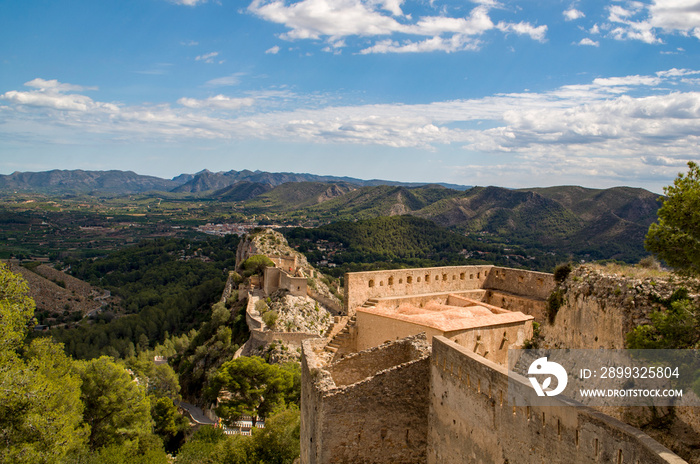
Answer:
[0,169,469,195]
[0,169,662,262]
[235,181,660,261]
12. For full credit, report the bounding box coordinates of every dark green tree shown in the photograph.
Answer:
[150,397,189,451]
[646,161,700,275]
[207,356,295,427]
[0,262,35,356]
[246,406,300,464]
[0,339,87,464]
[77,356,153,450]
[0,264,89,464]
[241,255,275,276]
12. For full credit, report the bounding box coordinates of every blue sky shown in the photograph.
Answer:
[2,0,700,192]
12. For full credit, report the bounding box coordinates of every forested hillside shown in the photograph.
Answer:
[48,235,240,359]
[283,215,564,275]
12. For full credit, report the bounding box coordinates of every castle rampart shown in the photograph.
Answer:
[344,265,494,313]
[427,336,687,464]
[301,335,431,464]
[344,265,554,320]
[264,266,308,297]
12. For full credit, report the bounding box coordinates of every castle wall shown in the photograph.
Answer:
[280,271,307,297]
[263,265,307,297]
[448,320,532,366]
[485,266,555,300]
[484,290,548,322]
[344,265,494,314]
[344,266,555,315]
[427,336,687,464]
[368,290,488,311]
[263,267,282,296]
[355,310,532,365]
[301,336,431,464]
[355,310,444,352]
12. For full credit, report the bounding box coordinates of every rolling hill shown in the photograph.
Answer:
[253,182,661,262]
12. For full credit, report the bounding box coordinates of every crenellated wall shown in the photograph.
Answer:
[344,265,495,313]
[427,336,687,464]
[344,265,554,317]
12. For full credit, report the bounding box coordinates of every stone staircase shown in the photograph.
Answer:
[323,299,378,354]
[325,315,355,354]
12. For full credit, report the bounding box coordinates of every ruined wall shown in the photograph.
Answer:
[344,265,495,314]
[307,288,343,316]
[541,266,689,349]
[263,267,281,296]
[301,336,431,464]
[485,266,555,300]
[280,270,307,297]
[263,266,307,297]
[243,292,319,355]
[326,337,428,387]
[484,290,547,322]
[269,255,297,272]
[245,328,320,353]
[427,336,687,464]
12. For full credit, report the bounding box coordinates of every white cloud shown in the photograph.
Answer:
[657,68,700,77]
[0,79,110,112]
[593,75,662,87]
[247,0,547,53]
[2,90,101,112]
[3,71,700,186]
[496,21,548,42]
[601,0,700,44]
[266,45,281,54]
[360,35,481,53]
[577,37,599,46]
[168,0,207,6]
[563,8,585,21]
[195,51,220,63]
[206,73,246,87]
[648,0,700,37]
[177,95,255,110]
[24,78,97,93]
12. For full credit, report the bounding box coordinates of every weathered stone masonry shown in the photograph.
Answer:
[428,336,686,464]
[301,335,431,464]
[300,265,689,464]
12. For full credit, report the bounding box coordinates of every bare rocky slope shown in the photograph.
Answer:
[7,262,118,325]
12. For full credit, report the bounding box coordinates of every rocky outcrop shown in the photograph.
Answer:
[541,264,697,349]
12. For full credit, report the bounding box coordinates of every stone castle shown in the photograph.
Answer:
[298,265,690,464]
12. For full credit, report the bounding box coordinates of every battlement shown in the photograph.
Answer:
[344,265,554,318]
